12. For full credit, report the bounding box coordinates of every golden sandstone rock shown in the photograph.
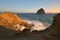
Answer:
[0,12,26,31]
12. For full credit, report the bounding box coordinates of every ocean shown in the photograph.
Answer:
[16,13,56,31]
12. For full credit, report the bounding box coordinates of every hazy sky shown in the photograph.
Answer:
[0,0,60,13]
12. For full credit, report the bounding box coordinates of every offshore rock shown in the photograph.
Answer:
[37,8,45,14]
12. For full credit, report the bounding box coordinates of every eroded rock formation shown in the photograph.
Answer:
[37,8,45,14]
[0,12,32,31]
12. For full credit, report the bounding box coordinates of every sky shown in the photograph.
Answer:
[0,0,60,13]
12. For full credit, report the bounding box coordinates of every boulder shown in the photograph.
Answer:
[37,8,45,14]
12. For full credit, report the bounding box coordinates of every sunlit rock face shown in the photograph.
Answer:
[0,12,28,31]
[37,8,45,14]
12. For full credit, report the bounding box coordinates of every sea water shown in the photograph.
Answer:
[16,13,56,31]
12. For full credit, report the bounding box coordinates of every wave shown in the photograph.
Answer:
[16,13,56,32]
[24,20,51,32]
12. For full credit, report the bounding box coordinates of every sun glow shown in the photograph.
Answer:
[45,8,60,13]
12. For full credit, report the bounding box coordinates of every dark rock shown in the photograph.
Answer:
[39,14,60,40]
[0,25,21,38]
[37,8,45,14]
[22,28,31,34]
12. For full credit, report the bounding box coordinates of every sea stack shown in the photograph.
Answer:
[37,8,45,14]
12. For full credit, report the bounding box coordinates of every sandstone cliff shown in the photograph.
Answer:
[0,12,32,31]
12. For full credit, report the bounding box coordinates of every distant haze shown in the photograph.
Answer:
[0,0,60,13]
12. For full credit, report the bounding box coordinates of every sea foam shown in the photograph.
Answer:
[24,20,51,32]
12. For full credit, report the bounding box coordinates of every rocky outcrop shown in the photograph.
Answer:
[0,12,24,31]
[0,12,33,38]
[37,8,45,14]
[45,14,60,34]
[0,12,32,31]
[39,14,60,40]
